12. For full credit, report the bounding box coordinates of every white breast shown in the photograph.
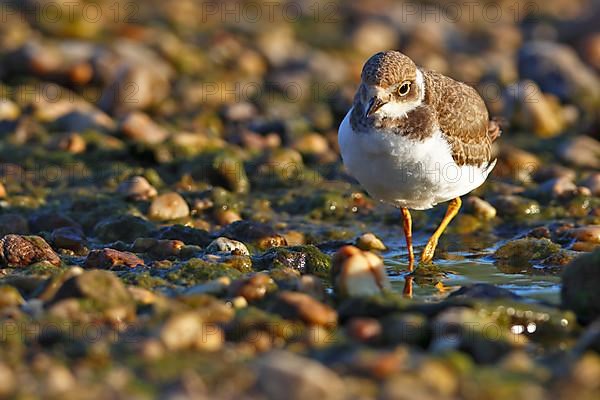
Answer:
[338,108,494,210]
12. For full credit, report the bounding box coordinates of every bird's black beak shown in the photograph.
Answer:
[365,97,386,118]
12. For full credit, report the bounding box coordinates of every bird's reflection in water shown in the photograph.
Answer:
[403,276,413,298]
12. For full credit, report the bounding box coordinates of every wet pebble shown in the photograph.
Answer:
[148,192,190,221]
[0,99,20,120]
[272,291,337,327]
[117,176,157,201]
[220,221,287,250]
[0,234,60,267]
[497,145,541,182]
[0,285,24,308]
[346,317,382,343]
[94,215,154,243]
[293,133,330,156]
[29,213,79,234]
[356,233,386,251]
[490,195,540,218]
[48,132,86,154]
[119,112,169,145]
[0,214,29,236]
[582,173,600,196]
[230,273,275,302]
[567,226,600,244]
[83,248,144,269]
[206,237,249,256]
[0,362,15,398]
[559,136,600,169]
[254,350,345,400]
[332,246,391,298]
[160,312,223,351]
[255,245,331,278]
[494,238,561,269]
[464,196,497,220]
[51,227,87,253]
[518,41,600,106]
[536,177,579,199]
[562,249,600,324]
[49,270,134,318]
[214,209,242,226]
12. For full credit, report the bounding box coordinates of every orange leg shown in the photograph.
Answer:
[421,197,462,263]
[401,207,415,272]
[403,276,413,298]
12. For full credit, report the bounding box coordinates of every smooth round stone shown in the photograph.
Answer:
[465,196,497,220]
[148,192,190,221]
[206,237,249,256]
[117,176,158,201]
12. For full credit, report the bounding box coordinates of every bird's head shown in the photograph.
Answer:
[358,51,425,119]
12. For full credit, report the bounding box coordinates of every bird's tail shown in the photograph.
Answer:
[488,118,503,142]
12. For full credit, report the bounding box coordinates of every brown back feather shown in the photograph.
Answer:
[423,70,496,167]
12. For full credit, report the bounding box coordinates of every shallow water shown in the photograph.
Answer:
[379,228,562,304]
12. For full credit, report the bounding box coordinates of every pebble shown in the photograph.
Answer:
[518,41,600,106]
[562,249,600,324]
[352,21,399,55]
[214,209,242,226]
[272,290,337,327]
[494,238,561,268]
[332,246,391,298]
[0,234,60,267]
[222,102,257,122]
[49,270,134,318]
[148,192,190,221]
[83,248,144,269]
[346,318,382,343]
[93,215,154,243]
[293,133,330,156]
[0,362,15,398]
[150,240,185,259]
[490,195,540,217]
[51,227,87,253]
[559,136,600,169]
[97,41,173,113]
[117,176,157,201]
[119,112,169,145]
[497,145,541,182]
[28,213,79,234]
[0,285,25,308]
[537,177,578,199]
[464,196,497,220]
[254,351,345,400]
[48,133,86,154]
[230,273,275,302]
[220,221,287,250]
[505,80,565,137]
[206,237,250,256]
[0,214,29,236]
[160,312,223,351]
[534,165,576,183]
[356,233,387,251]
[568,226,600,244]
[0,99,20,120]
[185,277,232,297]
[582,173,600,196]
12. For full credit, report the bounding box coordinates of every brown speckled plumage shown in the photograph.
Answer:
[361,51,417,89]
[352,51,500,168]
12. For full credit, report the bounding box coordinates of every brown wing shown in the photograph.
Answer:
[423,70,497,167]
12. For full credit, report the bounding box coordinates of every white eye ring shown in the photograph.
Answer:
[398,81,411,96]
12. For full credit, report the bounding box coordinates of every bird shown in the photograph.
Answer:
[338,51,500,285]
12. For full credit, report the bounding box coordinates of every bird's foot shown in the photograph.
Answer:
[421,238,438,264]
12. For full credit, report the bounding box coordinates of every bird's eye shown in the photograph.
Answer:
[398,81,411,96]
